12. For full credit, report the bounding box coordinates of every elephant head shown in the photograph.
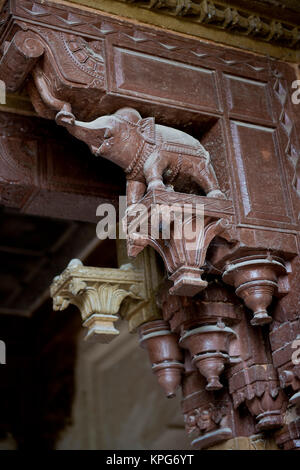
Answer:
[56,107,146,170]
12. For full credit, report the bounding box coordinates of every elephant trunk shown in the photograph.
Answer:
[56,113,114,155]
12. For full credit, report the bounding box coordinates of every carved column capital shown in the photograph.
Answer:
[50,259,145,342]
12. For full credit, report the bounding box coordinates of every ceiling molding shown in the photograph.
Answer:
[115,0,300,51]
[50,0,300,62]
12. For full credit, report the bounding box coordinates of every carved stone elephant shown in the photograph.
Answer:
[56,107,226,205]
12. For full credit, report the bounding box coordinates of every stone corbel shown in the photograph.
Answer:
[50,259,146,342]
[275,419,300,450]
[0,30,45,93]
[125,189,235,297]
[179,324,237,391]
[0,24,107,120]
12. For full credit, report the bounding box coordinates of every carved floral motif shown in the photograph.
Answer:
[223,255,287,326]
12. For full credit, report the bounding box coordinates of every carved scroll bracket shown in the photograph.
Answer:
[50,258,146,343]
[0,29,45,93]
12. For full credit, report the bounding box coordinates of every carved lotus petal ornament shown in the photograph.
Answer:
[180,324,237,391]
[223,256,287,326]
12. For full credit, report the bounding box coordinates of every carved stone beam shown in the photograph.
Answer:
[50,259,146,343]
[125,189,234,296]
[223,254,287,326]
[118,0,300,50]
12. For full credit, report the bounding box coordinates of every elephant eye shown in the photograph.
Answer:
[104,128,112,139]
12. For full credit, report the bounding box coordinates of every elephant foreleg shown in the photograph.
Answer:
[143,151,166,190]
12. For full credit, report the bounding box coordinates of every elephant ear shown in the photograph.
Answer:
[138,117,156,144]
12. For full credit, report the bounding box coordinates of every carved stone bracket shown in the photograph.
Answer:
[275,418,300,450]
[270,323,300,406]
[50,258,146,342]
[125,189,234,297]
[0,0,298,449]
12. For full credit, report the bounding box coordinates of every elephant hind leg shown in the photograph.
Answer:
[192,160,226,199]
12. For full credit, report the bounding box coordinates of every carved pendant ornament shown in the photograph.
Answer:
[0,1,299,450]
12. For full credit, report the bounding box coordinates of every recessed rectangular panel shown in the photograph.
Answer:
[225,74,273,122]
[230,120,291,224]
[112,47,220,111]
